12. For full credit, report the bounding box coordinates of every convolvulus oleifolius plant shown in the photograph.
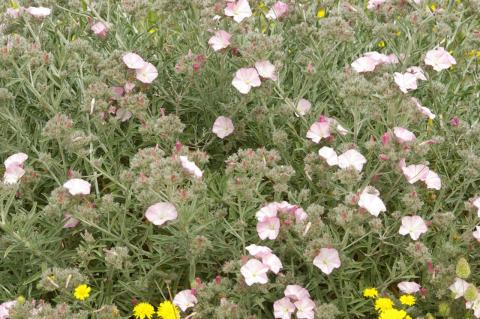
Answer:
[0,0,480,318]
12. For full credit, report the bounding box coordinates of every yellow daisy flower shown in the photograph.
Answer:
[73,284,91,301]
[400,295,416,306]
[133,302,155,319]
[317,8,326,18]
[375,297,394,312]
[379,308,408,319]
[157,300,180,319]
[363,287,379,298]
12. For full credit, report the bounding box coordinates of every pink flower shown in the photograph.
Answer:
[473,197,480,217]
[411,97,436,119]
[424,47,456,71]
[212,116,234,138]
[256,202,279,221]
[406,66,427,81]
[306,121,330,143]
[91,21,108,38]
[367,0,386,9]
[0,300,16,319]
[273,297,296,319]
[337,149,367,172]
[318,147,338,166]
[401,163,430,184]
[473,226,480,242]
[3,165,25,185]
[208,30,232,51]
[257,217,281,240]
[4,152,28,168]
[63,213,80,228]
[393,127,416,144]
[261,253,283,274]
[63,178,91,196]
[224,0,252,23]
[145,202,178,226]
[135,62,158,84]
[294,298,315,319]
[424,170,441,190]
[450,117,460,127]
[398,281,421,294]
[246,244,272,258]
[394,72,418,93]
[255,60,277,81]
[179,156,203,179]
[284,285,311,301]
[232,68,261,94]
[399,216,428,240]
[266,1,289,20]
[26,7,51,18]
[295,99,311,117]
[351,51,396,73]
[122,53,146,69]
[313,248,341,275]
[173,289,198,312]
[449,278,469,299]
[240,259,269,285]
[358,186,386,217]
[6,8,23,19]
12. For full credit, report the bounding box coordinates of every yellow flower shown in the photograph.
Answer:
[73,284,91,301]
[399,295,416,306]
[375,297,394,312]
[429,3,437,11]
[379,308,408,319]
[363,287,379,298]
[317,8,326,18]
[157,301,180,319]
[133,302,155,319]
[378,41,386,48]
[396,31,402,37]
[405,316,412,319]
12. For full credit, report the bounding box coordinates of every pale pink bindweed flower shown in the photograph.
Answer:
[473,226,480,242]
[393,127,416,144]
[26,7,51,18]
[240,259,269,285]
[318,146,339,166]
[63,178,91,196]
[3,165,25,185]
[424,47,456,72]
[173,289,198,312]
[232,68,261,94]
[255,60,277,81]
[122,53,146,69]
[179,156,203,178]
[306,120,330,143]
[145,202,178,226]
[399,215,428,240]
[0,300,16,319]
[406,66,427,81]
[411,97,436,119]
[351,51,397,73]
[261,253,283,274]
[224,0,252,23]
[367,0,386,9]
[273,297,296,319]
[358,186,386,217]
[294,298,315,319]
[91,21,109,38]
[449,278,469,299]
[4,152,28,168]
[135,62,158,84]
[208,30,232,51]
[63,213,80,228]
[394,72,418,93]
[398,281,421,294]
[257,217,281,240]
[401,163,430,184]
[295,99,311,117]
[313,248,341,275]
[337,149,367,172]
[266,1,289,20]
[473,197,480,217]
[246,244,272,258]
[424,170,441,190]
[284,285,310,301]
[212,116,234,138]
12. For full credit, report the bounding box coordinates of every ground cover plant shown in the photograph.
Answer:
[0,0,480,318]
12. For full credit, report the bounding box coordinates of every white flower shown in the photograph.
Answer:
[63,178,91,196]
[240,259,269,286]
[313,248,341,275]
[399,216,428,240]
[179,156,203,178]
[145,202,178,226]
[173,289,198,312]
[358,186,386,217]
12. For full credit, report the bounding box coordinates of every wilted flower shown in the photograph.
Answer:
[295,99,311,117]
[91,22,109,38]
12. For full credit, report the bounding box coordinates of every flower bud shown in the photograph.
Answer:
[456,257,471,279]
[465,284,478,302]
